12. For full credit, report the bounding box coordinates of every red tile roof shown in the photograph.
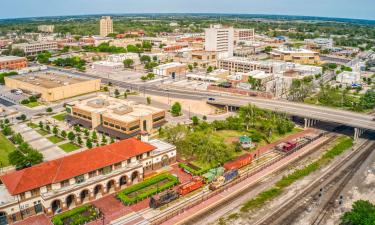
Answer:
[0,138,155,195]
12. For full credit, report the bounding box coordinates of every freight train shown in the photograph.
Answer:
[149,177,205,208]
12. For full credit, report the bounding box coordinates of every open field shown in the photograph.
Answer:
[0,133,16,167]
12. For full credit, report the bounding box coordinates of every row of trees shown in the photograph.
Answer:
[0,121,44,170]
[52,56,86,71]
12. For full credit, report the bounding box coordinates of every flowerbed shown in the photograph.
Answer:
[117,173,179,205]
[51,204,101,225]
[178,163,209,175]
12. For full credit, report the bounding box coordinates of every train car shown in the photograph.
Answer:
[177,177,204,196]
[209,169,239,190]
[224,154,252,170]
[149,189,179,209]
[283,140,297,152]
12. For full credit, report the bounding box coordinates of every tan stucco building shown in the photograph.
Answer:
[270,48,321,65]
[4,71,101,102]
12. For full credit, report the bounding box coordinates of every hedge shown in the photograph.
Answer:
[178,163,209,175]
[117,173,179,205]
[51,204,100,225]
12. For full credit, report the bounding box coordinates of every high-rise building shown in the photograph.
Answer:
[234,29,255,43]
[204,24,234,59]
[100,16,113,37]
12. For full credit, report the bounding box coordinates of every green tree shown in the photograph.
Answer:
[74,125,81,133]
[67,131,75,142]
[12,133,24,145]
[146,97,151,105]
[77,136,83,145]
[92,131,98,141]
[86,138,93,149]
[46,107,53,113]
[171,102,182,116]
[84,129,89,137]
[206,66,214,73]
[45,124,50,132]
[101,136,107,145]
[61,130,67,139]
[124,92,128,99]
[341,200,375,225]
[36,51,52,64]
[123,59,134,68]
[188,64,193,72]
[191,116,199,125]
[264,46,273,53]
[114,89,120,97]
[53,126,59,136]
[110,137,115,144]
[359,89,375,110]
[39,121,43,129]
[2,126,13,136]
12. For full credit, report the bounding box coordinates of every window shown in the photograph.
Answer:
[115,125,120,129]
[121,127,126,131]
[114,162,122,169]
[102,166,112,175]
[75,175,85,184]
[130,125,140,131]
[89,171,97,178]
[98,168,104,175]
[104,121,109,125]
[19,193,26,200]
[136,155,142,160]
[30,188,40,197]
[127,159,131,164]
[61,179,70,188]
[46,184,52,191]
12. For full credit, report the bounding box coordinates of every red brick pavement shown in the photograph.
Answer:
[13,214,52,225]
[160,136,328,225]
[169,164,193,184]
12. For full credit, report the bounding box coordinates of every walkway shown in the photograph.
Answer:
[13,214,51,225]
[12,123,66,161]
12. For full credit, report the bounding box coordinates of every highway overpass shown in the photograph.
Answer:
[207,97,375,132]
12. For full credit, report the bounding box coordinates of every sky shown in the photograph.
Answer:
[0,0,374,20]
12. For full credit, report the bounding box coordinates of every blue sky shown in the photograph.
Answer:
[1,0,374,20]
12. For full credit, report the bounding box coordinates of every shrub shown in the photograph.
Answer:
[117,173,179,205]
[178,163,209,175]
[51,205,100,225]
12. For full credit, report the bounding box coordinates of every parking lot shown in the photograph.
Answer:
[0,85,29,105]
[163,79,210,91]
[86,67,145,84]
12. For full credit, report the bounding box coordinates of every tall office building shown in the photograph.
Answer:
[100,16,113,37]
[204,24,234,59]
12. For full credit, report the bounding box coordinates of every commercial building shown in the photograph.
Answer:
[65,95,166,139]
[188,50,217,67]
[92,61,124,72]
[218,57,287,74]
[270,48,321,65]
[107,53,140,65]
[4,71,101,102]
[100,16,113,37]
[13,41,58,55]
[305,38,333,49]
[234,29,255,43]
[336,71,361,85]
[205,24,234,58]
[0,56,27,71]
[0,138,176,224]
[153,62,187,78]
[37,25,54,33]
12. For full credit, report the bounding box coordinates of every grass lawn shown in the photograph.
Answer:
[0,133,16,167]
[27,122,39,129]
[36,129,50,136]
[22,102,41,108]
[47,136,65,144]
[52,113,66,121]
[59,142,81,152]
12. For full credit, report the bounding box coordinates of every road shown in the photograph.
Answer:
[47,67,375,131]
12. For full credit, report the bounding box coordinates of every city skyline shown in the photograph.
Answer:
[1,0,375,20]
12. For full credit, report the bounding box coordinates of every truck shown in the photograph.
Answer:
[149,189,179,209]
[209,169,238,191]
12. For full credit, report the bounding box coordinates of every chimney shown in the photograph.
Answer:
[140,131,150,142]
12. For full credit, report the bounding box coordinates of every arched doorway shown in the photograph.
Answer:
[93,185,103,198]
[51,200,62,215]
[119,176,127,187]
[131,171,139,183]
[143,120,147,131]
[106,180,115,193]
[0,212,7,225]
[66,194,76,210]
[161,155,169,167]
[80,190,89,203]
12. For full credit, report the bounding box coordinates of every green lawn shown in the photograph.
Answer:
[27,122,39,129]
[0,133,16,167]
[48,136,65,144]
[52,113,66,121]
[36,129,50,136]
[22,102,41,108]
[59,142,81,152]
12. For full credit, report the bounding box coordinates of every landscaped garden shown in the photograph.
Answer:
[51,204,101,225]
[117,173,179,205]
[159,104,297,170]
[36,129,50,136]
[52,113,66,121]
[22,101,41,108]
[59,142,81,152]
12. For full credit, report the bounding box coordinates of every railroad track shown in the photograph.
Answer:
[254,140,374,225]
[156,133,337,225]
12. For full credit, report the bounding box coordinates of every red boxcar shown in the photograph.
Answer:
[224,154,252,170]
[177,177,204,195]
[283,141,297,152]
